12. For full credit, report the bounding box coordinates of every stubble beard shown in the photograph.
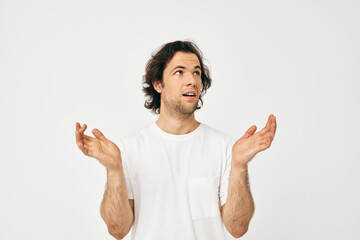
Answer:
[162,94,198,119]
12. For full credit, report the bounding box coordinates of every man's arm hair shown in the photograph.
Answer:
[100,162,134,239]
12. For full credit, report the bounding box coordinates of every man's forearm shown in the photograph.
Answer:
[100,162,134,239]
[222,161,255,238]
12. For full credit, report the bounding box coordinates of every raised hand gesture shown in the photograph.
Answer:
[232,114,277,168]
[75,122,122,170]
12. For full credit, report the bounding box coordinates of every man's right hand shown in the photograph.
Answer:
[75,122,122,170]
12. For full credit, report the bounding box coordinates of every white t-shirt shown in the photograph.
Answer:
[116,122,237,240]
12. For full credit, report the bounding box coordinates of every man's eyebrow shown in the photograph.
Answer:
[171,65,201,72]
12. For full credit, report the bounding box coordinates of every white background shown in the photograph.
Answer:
[1,0,359,239]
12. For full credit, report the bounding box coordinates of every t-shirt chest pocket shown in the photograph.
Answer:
[187,175,221,220]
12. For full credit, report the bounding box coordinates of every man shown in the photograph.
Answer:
[75,40,277,240]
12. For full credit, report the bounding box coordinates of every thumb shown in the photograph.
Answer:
[92,128,107,140]
[243,125,257,138]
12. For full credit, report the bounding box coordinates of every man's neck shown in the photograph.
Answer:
[155,112,200,135]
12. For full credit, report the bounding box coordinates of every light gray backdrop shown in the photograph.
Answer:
[0,0,359,239]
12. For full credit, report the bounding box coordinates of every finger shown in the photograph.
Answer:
[83,134,96,142]
[264,115,271,130]
[260,135,271,147]
[257,140,269,152]
[75,126,91,154]
[258,125,270,136]
[259,133,270,144]
[75,128,84,145]
[270,115,277,138]
[76,122,80,131]
[243,125,257,138]
[75,126,90,142]
[259,129,274,146]
[92,128,106,140]
[260,114,275,136]
[266,132,272,143]
[76,124,86,138]
[76,122,85,132]
[80,124,87,134]
[274,116,277,132]
[83,136,97,148]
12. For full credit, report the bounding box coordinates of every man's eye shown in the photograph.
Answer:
[175,70,182,75]
[194,71,200,75]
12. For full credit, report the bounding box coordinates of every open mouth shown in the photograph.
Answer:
[182,94,196,99]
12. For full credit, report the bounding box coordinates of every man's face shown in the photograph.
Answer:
[154,51,202,117]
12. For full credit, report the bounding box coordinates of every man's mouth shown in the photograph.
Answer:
[182,93,196,99]
[182,90,197,99]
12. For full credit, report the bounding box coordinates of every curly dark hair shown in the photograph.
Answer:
[142,40,212,114]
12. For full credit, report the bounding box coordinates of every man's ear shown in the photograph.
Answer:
[152,79,162,94]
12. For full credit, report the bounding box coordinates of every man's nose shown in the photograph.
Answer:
[185,72,197,85]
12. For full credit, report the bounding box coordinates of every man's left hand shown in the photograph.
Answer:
[232,114,277,168]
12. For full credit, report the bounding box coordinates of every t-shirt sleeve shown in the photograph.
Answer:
[116,138,134,199]
[219,137,237,207]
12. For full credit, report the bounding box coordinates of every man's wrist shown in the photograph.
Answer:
[106,165,123,181]
[231,160,248,171]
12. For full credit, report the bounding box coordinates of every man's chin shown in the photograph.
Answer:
[184,106,197,115]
